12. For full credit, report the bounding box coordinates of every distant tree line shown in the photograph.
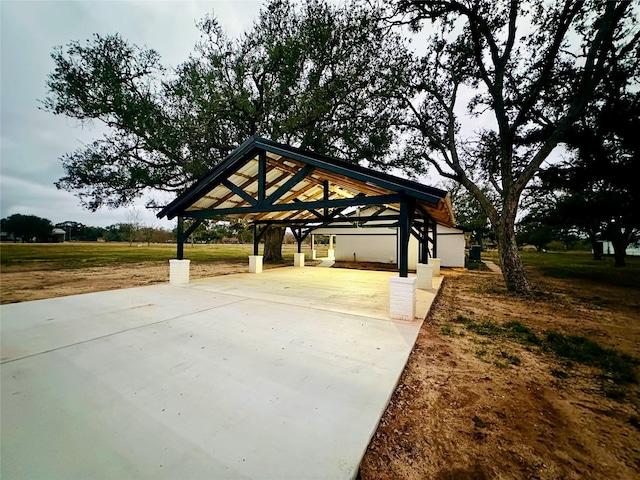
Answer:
[452,184,639,266]
[0,214,174,243]
[0,213,261,245]
[179,220,253,244]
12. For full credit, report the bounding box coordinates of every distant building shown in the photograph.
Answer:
[0,231,15,242]
[52,228,66,243]
[602,241,640,256]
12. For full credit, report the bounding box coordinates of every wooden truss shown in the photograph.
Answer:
[158,137,454,277]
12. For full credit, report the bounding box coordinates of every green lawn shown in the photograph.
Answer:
[0,242,312,271]
[483,250,640,289]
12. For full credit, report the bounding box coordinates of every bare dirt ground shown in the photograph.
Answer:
[360,268,640,479]
[0,262,285,304]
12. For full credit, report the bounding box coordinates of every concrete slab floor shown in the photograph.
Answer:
[1,268,442,479]
[188,267,442,322]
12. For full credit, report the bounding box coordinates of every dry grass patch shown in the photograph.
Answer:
[360,264,640,479]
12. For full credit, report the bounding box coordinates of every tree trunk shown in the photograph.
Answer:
[263,226,285,262]
[495,217,531,295]
[611,231,627,268]
[587,230,602,261]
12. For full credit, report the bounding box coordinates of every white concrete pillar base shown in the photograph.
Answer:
[312,250,317,260]
[327,249,335,260]
[389,276,417,321]
[416,263,433,289]
[294,252,305,267]
[169,259,190,285]
[428,257,441,276]
[249,255,263,273]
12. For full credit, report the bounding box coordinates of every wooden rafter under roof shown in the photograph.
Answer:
[157,136,455,227]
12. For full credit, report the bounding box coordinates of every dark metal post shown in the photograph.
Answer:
[297,228,302,253]
[253,223,259,256]
[432,218,438,258]
[399,199,409,277]
[421,222,429,263]
[177,216,184,260]
[258,150,266,203]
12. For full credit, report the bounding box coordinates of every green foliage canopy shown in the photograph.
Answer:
[1,214,54,242]
[534,28,640,265]
[42,0,409,211]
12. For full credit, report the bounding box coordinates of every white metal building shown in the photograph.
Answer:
[313,209,465,268]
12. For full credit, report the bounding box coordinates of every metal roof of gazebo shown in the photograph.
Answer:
[158,136,455,276]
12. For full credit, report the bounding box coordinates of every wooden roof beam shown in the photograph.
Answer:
[207,166,290,209]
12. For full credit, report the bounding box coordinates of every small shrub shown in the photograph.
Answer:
[504,321,542,346]
[550,369,568,379]
[452,314,473,325]
[547,240,566,251]
[466,320,504,337]
[500,351,521,366]
[441,325,454,336]
[472,416,486,428]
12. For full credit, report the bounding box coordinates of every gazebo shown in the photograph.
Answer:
[157,136,455,320]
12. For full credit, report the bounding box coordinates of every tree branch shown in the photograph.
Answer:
[514,1,631,195]
[511,1,581,130]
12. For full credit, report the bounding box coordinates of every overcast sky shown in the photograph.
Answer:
[1,0,264,228]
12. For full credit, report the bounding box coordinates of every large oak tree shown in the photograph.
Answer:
[391,0,636,293]
[43,0,409,261]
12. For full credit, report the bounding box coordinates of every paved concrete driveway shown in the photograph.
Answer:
[1,268,441,479]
